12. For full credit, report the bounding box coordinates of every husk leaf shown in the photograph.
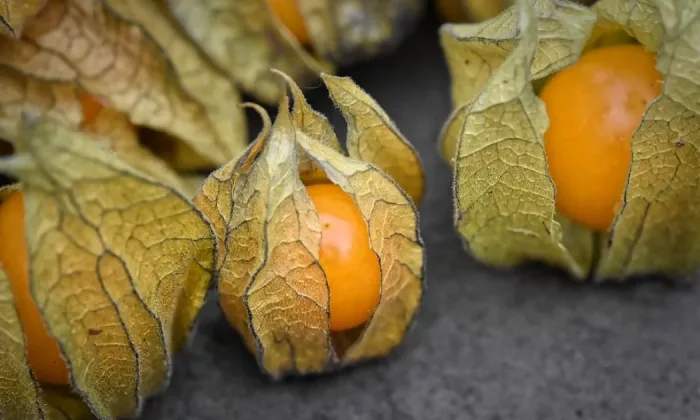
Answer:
[204,100,333,378]
[440,0,596,278]
[193,103,270,270]
[439,0,597,163]
[0,116,215,418]
[321,74,425,204]
[273,69,341,185]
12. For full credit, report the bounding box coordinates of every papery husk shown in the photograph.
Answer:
[439,0,700,282]
[194,72,425,378]
[0,116,215,419]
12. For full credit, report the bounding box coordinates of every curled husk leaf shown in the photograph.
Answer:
[439,0,700,282]
[0,117,216,419]
[167,0,426,103]
[194,72,425,378]
[0,0,247,174]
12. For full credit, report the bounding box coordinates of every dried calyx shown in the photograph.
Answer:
[0,115,216,419]
[439,0,700,282]
[195,72,426,378]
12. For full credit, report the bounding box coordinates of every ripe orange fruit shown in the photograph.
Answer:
[265,0,311,45]
[306,183,381,332]
[79,93,106,127]
[0,191,69,386]
[539,43,662,232]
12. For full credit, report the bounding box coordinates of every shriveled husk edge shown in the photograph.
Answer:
[592,0,700,282]
[437,0,597,280]
[0,62,189,193]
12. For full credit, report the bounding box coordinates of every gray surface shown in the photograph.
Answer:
[143,16,700,420]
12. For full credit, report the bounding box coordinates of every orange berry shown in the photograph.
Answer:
[0,191,69,386]
[306,184,381,332]
[79,93,106,127]
[540,44,662,232]
[265,0,311,45]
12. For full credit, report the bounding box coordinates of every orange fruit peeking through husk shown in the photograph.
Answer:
[306,183,381,332]
[438,0,699,281]
[194,73,424,378]
[540,43,663,232]
[0,190,69,386]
